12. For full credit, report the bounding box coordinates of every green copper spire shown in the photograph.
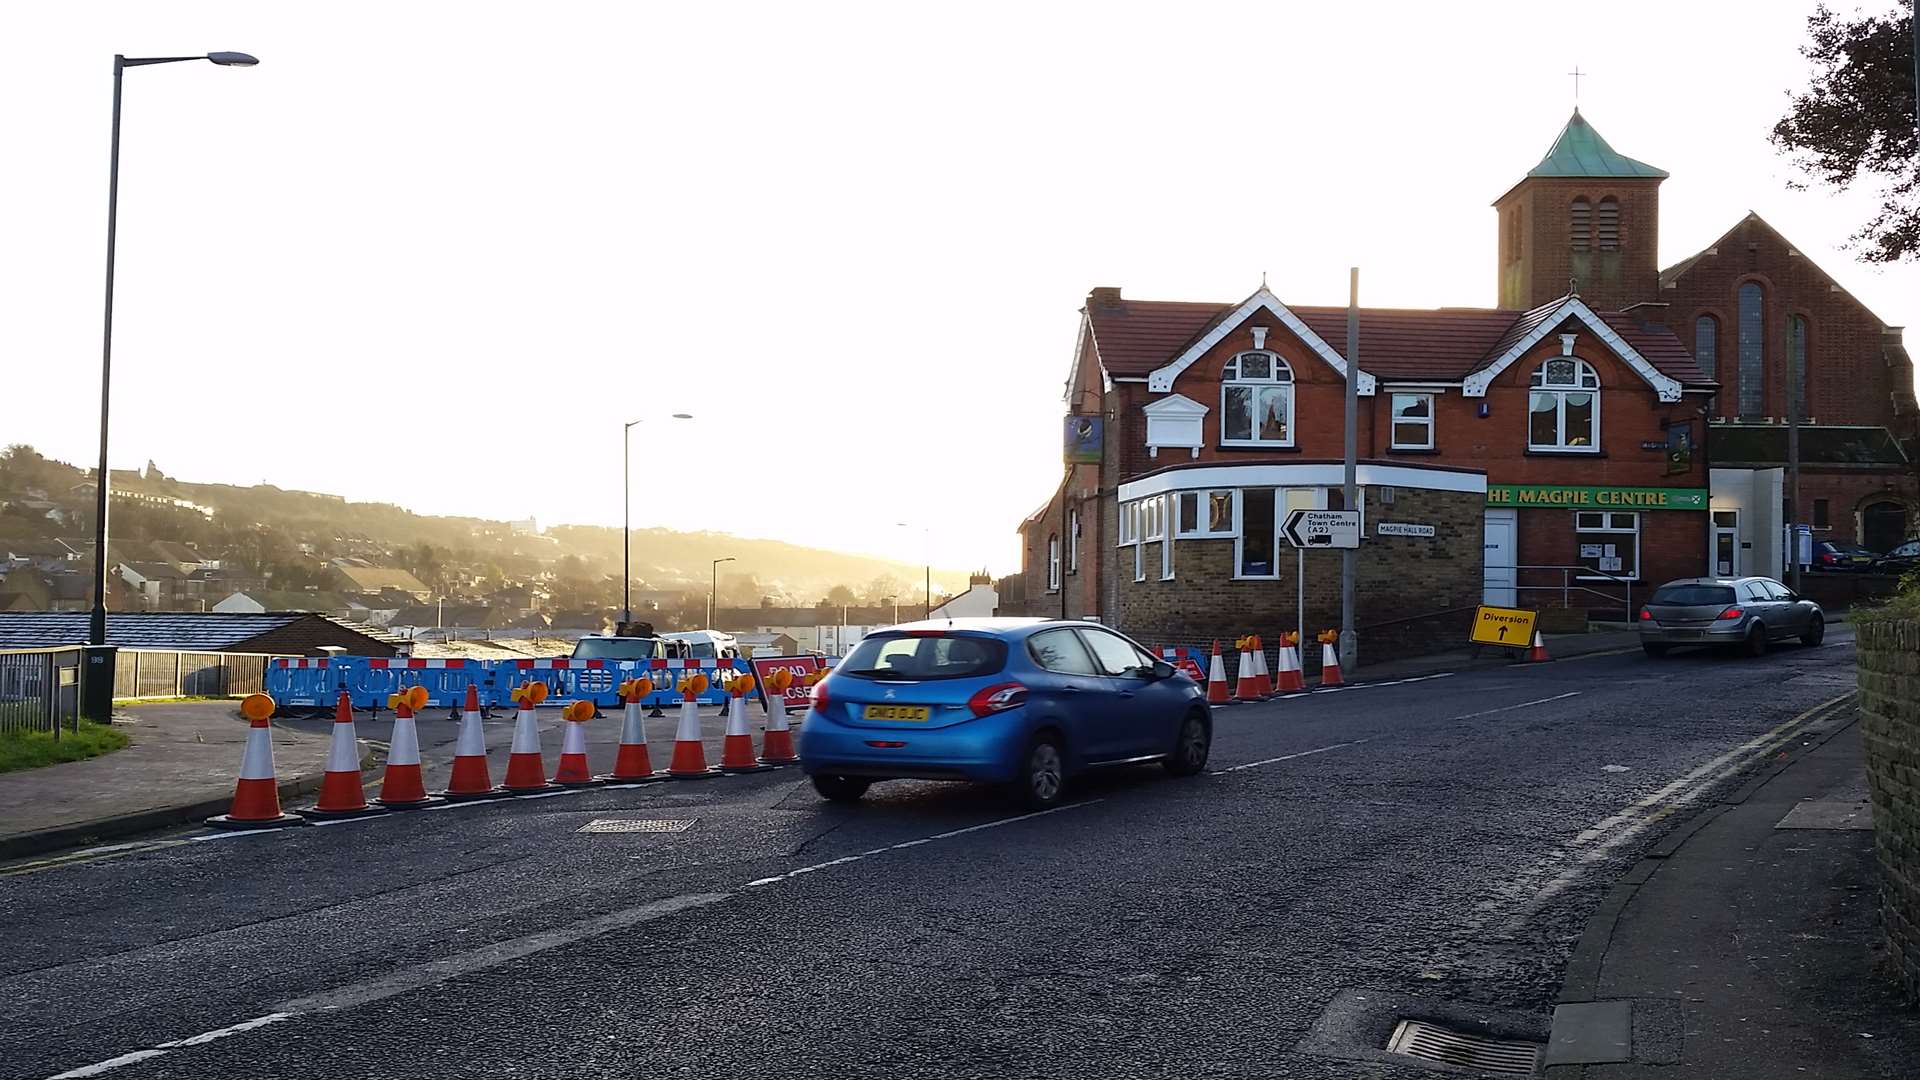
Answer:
[1527,109,1668,180]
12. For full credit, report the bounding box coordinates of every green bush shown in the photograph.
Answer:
[0,723,130,775]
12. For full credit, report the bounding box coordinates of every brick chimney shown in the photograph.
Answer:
[1087,286,1123,310]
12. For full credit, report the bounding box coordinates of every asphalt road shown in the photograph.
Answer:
[0,630,1862,1080]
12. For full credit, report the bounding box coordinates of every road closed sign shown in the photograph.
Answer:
[1470,605,1539,649]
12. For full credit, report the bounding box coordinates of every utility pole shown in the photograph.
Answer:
[1339,268,1359,670]
[1788,320,1804,590]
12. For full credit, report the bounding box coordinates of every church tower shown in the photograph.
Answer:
[1494,110,1667,311]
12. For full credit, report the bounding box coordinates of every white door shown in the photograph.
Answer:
[1711,510,1740,577]
[1483,510,1517,606]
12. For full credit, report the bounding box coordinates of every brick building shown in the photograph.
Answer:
[1007,111,1829,657]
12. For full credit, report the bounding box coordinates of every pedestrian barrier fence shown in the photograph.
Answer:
[0,646,82,736]
[267,655,757,711]
[116,650,281,701]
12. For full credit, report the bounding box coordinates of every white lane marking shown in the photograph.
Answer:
[186,828,288,842]
[1274,672,1456,700]
[744,801,1102,888]
[46,796,1099,1077]
[46,1015,292,1078]
[1452,690,1581,720]
[1212,737,1375,774]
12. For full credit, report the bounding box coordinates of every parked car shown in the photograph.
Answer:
[1811,540,1879,572]
[797,618,1211,809]
[1638,577,1824,658]
[1874,538,1920,576]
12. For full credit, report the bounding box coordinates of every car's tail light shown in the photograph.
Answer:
[967,681,1028,717]
[1717,607,1744,620]
[809,677,832,712]
[1817,553,1837,565]
[1638,607,1653,621]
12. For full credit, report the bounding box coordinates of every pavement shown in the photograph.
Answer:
[0,631,1643,863]
[1,623,1907,1079]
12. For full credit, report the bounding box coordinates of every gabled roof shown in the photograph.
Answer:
[1660,212,1901,331]
[1145,288,1376,395]
[1523,109,1667,181]
[333,565,431,594]
[1081,289,1708,390]
[1462,294,1687,401]
[0,611,403,652]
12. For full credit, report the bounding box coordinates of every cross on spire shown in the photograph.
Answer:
[1568,64,1585,105]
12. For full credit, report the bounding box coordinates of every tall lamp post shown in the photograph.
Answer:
[896,522,931,617]
[622,413,692,628]
[87,51,258,723]
[708,556,735,630]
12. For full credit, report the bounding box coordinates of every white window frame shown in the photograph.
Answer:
[1220,350,1296,448]
[1574,511,1639,582]
[1175,490,1236,538]
[1389,392,1436,450]
[1067,508,1080,573]
[1046,533,1060,592]
[1162,522,1175,580]
[1117,501,1136,546]
[1528,358,1601,453]
[1133,536,1145,582]
[1232,488,1282,580]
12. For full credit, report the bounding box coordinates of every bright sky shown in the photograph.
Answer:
[6,1,1915,576]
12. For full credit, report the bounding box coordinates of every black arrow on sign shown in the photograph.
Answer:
[1497,625,1509,640]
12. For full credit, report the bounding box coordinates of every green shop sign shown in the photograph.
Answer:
[1486,484,1708,511]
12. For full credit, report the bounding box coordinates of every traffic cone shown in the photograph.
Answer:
[503,682,558,794]
[601,677,664,783]
[1318,633,1345,687]
[1251,635,1272,697]
[1527,630,1551,662]
[442,683,508,801]
[299,691,385,820]
[1206,641,1232,706]
[1235,636,1260,700]
[1275,633,1305,691]
[377,686,442,809]
[206,693,305,829]
[552,700,600,786]
[718,675,773,772]
[760,669,798,764]
[667,671,716,779]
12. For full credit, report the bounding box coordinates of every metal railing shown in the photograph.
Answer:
[112,650,284,701]
[0,646,83,737]
[1508,564,1634,616]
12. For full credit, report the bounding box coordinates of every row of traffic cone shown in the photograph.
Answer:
[207,677,800,830]
[1203,632,1334,704]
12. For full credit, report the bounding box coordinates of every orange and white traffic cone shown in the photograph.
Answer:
[760,669,799,764]
[1527,630,1551,662]
[1275,633,1305,692]
[442,683,507,800]
[1235,636,1260,700]
[667,671,716,779]
[1207,641,1232,706]
[601,677,664,783]
[1251,635,1272,697]
[503,682,558,794]
[377,686,441,809]
[299,691,385,820]
[718,674,773,772]
[1317,632,1345,687]
[552,699,600,786]
[207,693,305,829]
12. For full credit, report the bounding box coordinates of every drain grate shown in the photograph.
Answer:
[577,818,694,834]
[1387,1019,1542,1075]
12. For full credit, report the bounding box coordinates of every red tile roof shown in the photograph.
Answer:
[1084,293,1709,386]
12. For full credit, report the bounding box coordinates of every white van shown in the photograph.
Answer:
[657,630,739,660]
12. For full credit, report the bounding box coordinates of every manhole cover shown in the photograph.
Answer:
[1387,1019,1541,1075]
[577,818,694,834]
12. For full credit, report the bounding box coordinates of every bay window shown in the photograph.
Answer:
[1529,358,1600,451]
[1176,490,1235,537]
[1221,350,1294,446]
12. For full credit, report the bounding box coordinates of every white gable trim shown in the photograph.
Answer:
[1461,297,1685,402]
[1062,312,1096,405]
[1141,393,1209,417]
[1146,287,1376,396]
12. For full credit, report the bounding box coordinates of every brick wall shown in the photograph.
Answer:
[1495,176,1663,312]
[1857,616,1920,1003]
[1114,486,1483,666]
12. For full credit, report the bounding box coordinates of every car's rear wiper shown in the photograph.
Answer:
[845,667,915,679]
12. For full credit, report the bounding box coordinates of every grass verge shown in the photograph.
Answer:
[0,723,131,775]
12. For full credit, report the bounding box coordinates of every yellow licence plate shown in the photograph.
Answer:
[863,705,930,721]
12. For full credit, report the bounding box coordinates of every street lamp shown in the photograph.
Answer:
[623,413,692,627]
[708,556,735,630]
[896,522,932,617]
[884,595,898,625]
[87,51,258,722]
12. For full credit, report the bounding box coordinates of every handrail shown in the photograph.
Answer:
[1510,563,1633,614]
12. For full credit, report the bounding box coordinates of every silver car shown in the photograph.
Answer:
[1638,576,1825,658]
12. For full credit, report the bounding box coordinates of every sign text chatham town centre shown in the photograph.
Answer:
[1484,484,1708,511]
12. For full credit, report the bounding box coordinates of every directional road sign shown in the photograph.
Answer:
[1282,509,1361,549]
[1469,605,1538,648]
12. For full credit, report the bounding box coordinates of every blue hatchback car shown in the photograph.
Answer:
[797,618,1211,809]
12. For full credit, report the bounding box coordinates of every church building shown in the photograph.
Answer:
[1010,110,1916,656]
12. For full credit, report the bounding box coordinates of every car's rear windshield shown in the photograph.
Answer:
[571,637,660,661]
[1650,585,1736,606]
[839,633,1009,680]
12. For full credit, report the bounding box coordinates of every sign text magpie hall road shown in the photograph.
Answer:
[1484,484,1709,511]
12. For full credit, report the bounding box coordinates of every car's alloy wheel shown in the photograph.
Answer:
[1745,624,1769,657]
[1165,713,1210,776]
[1801,615,1825,647]
[1015,737,1064,810]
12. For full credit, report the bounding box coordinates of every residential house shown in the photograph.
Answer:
[927,572,1000,619]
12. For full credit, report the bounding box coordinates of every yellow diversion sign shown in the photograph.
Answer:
[1471,605,1539,649]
